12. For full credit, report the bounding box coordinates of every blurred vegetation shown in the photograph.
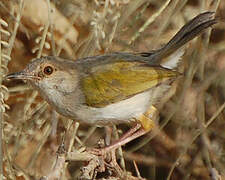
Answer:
[0,0,225,179]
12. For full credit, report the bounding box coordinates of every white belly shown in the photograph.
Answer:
[76,84,170,125]
[92,90,151,121]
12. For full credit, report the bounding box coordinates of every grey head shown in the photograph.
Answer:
[6,56,80,98]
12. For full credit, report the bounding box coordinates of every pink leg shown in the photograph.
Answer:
[103,126,146,153]
[117,123,142,142]
[89,106,157,156]
[89,124,147,156]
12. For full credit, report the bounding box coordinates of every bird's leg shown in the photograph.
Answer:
[105,126,113,146]
[115,123,142,142]
[103,106,157,152]
[90,106,158,156]
[103,125,147,153]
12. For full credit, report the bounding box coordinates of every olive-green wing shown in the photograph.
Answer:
[81,61,178,108]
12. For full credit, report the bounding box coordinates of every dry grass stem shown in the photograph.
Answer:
[1,0,225,179]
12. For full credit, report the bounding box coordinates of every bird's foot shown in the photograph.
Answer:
[87,147,106,157]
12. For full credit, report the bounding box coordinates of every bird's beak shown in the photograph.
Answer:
[5,71,40,80]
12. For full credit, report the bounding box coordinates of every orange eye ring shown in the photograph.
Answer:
[43,66,54,75]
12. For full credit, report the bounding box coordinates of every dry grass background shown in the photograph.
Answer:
[0,0,225,179]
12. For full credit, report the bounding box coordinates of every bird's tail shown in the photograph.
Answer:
[147,12,217,66]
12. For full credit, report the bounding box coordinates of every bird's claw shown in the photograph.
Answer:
[87,147,107,157]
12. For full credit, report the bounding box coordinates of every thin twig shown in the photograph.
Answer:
[129,0,172,44]
[167,101,225,180]
[37,0,50,58]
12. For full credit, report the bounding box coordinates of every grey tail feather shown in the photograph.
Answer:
[146,11,217,65]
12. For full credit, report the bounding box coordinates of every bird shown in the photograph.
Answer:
[6,12,217,154]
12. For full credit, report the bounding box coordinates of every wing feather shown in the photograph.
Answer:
[81,61,178,107]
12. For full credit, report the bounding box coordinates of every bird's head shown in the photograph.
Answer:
[6,56,79,94]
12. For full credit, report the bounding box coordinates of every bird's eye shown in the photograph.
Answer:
[43,66,54,75]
